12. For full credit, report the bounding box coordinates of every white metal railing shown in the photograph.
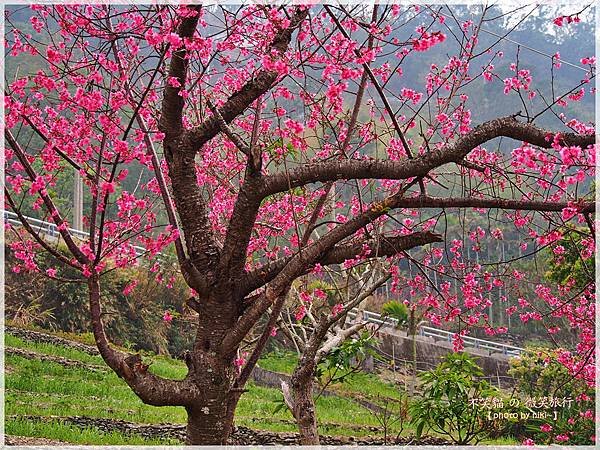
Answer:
[4,210,89,240]
[4,210,155,258]
[348,308,523,356]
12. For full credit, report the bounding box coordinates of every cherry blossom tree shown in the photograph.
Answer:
[5,4,595,445]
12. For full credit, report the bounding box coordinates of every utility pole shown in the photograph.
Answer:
[73,170,83,231]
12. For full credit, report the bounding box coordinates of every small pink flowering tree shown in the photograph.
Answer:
[277,262,389,443]
[5,4,595,444]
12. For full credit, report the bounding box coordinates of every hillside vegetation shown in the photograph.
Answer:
[5,326,519,445]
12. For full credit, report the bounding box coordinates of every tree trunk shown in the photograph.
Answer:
[182,346,240,445]
[183,298,241,445]
[186,400,232,445]
[409,311,417,375]
[409,311,417,395]
[410,333,417,395]
[290,373,320,445]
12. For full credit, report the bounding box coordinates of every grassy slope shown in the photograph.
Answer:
[5,333,400,444]
[258,350,404,402]
[6,332,518,445]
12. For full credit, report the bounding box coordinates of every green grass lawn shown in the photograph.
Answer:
[5,332,407,443]
[258,349,405,402]
[5,329,518,445]
[257,349,298,374]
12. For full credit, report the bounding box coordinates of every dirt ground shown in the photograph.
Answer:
[5,435,70,446]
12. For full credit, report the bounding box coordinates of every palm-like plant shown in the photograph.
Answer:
[381,300,427,386]
[382,300,409,327]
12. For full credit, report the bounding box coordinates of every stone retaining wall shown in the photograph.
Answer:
[376,329,515,386]
[6,347,106,372]
[6,326,99,355]
[11,415,450,445]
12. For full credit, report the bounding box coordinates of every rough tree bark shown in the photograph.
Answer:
[182,301,240,444]
[291,369,320,444]
[284,361,321,445]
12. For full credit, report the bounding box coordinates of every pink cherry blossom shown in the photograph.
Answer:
[331,303,344,317]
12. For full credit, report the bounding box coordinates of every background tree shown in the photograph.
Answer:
[277,264,387,444]
[5,3,595,444]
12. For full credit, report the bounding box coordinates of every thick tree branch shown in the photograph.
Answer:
[136,115,209,294]
[214,8,309,283]
[160,6,221,283]
[164,149,220,284]
[322,232,443,265]
[384,196,595,213]
[158,7,202,139]
[88,275,199,407]
[222,285,291,354]
[185,7,309,153]
[259,117,595,197]
[242,232,442,296]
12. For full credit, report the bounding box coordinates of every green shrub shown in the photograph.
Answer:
[410,352,501,444]
[5,238,194,356]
